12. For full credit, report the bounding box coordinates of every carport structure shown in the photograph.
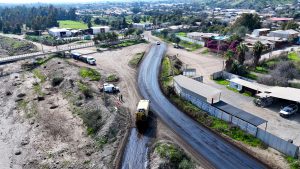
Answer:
[214,101,268,133]
[230,78,300,103]
[257,87,300,103]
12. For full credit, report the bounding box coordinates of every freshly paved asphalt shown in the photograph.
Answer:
[137,43,269,169]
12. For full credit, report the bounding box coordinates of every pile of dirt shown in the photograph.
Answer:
[0,35,37,57]
[0,57,130,169]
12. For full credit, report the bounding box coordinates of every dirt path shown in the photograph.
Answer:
[72,44,149,114]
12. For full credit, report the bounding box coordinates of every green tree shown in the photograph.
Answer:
[135,29,143,39]
[132,15,141,23]
[161,29,169,38]
[224,50,235,72]
[236,43,249,65]
[94,18,101,25]
[132,7,141,14]
[253,41,264,66]
[232,13,261,31]
[281,21,299,30]
[87,21,92,29]
[124,28,136,37]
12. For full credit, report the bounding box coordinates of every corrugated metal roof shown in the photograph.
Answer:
[174,75,221,99]
[230,78,270,92]
[231,78,300,103]
[214,101,267,126]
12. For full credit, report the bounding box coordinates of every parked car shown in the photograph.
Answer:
[156,41,160,45]
[253,97,273,107]
[279,104,298,117]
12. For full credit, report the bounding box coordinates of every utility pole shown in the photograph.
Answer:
[39,30,45,55]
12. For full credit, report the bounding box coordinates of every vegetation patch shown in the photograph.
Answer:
[77,81,93,99]
[254,66,269,74]
[285,156,300,169]
[106,74,119,82]
[129,52,145,68]
[155,142,195,169]
[176,32,187,37]
[179,40,202,51]
[201,48,209,54]
[95,136,109,149]
[33,69,46,83]
[79,68,101,81]
[17,100,37,118]
[214,78,230,86]
[58,20,88,29]
[244,72,258,80]
[0,35,37,56]
[288,52,300,62]
[161,56,172,89]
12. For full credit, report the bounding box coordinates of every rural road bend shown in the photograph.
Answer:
[138,43,268,169]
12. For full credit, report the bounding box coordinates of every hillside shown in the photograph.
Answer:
[197,0,295,9]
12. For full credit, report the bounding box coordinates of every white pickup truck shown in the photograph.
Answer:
[100,83,119,93]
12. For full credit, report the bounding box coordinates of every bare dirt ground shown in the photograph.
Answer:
[70,43,149,115]
[72,43,209,168]
[166,46,291,168]
[0,35,37,58]
[0,57,130,169]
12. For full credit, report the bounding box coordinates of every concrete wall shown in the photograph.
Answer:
[174,81,299,157]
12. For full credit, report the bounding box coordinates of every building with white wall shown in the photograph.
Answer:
[91,26,110,35]
[48,27,72,38]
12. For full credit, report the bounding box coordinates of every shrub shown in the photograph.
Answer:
[79,68,101,81]
[258,61,299,86]
[155,143,195,169]
[80,109,102,135]
[106,74,119,82]
[78,82,93,99]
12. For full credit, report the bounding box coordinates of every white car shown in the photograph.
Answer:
[156,41,160,45]
[279,104,298,117]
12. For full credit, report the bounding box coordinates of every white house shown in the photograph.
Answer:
[91,26,110,35]
[48,27,72,38]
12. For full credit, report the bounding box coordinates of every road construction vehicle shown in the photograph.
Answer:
[135,100,150,122]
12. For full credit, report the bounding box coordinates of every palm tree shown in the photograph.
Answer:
[253,41,264,66]
[236,43,249,65]
[224,50,235,72]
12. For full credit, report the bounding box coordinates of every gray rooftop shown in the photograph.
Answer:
[214,101,267,126]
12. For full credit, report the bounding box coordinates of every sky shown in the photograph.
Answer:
[0,0,102,3]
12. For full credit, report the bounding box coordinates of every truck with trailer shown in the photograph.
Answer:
[135,100,150,123]
[71,52,96,65]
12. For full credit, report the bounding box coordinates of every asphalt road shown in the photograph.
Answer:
[138,43,269,169]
